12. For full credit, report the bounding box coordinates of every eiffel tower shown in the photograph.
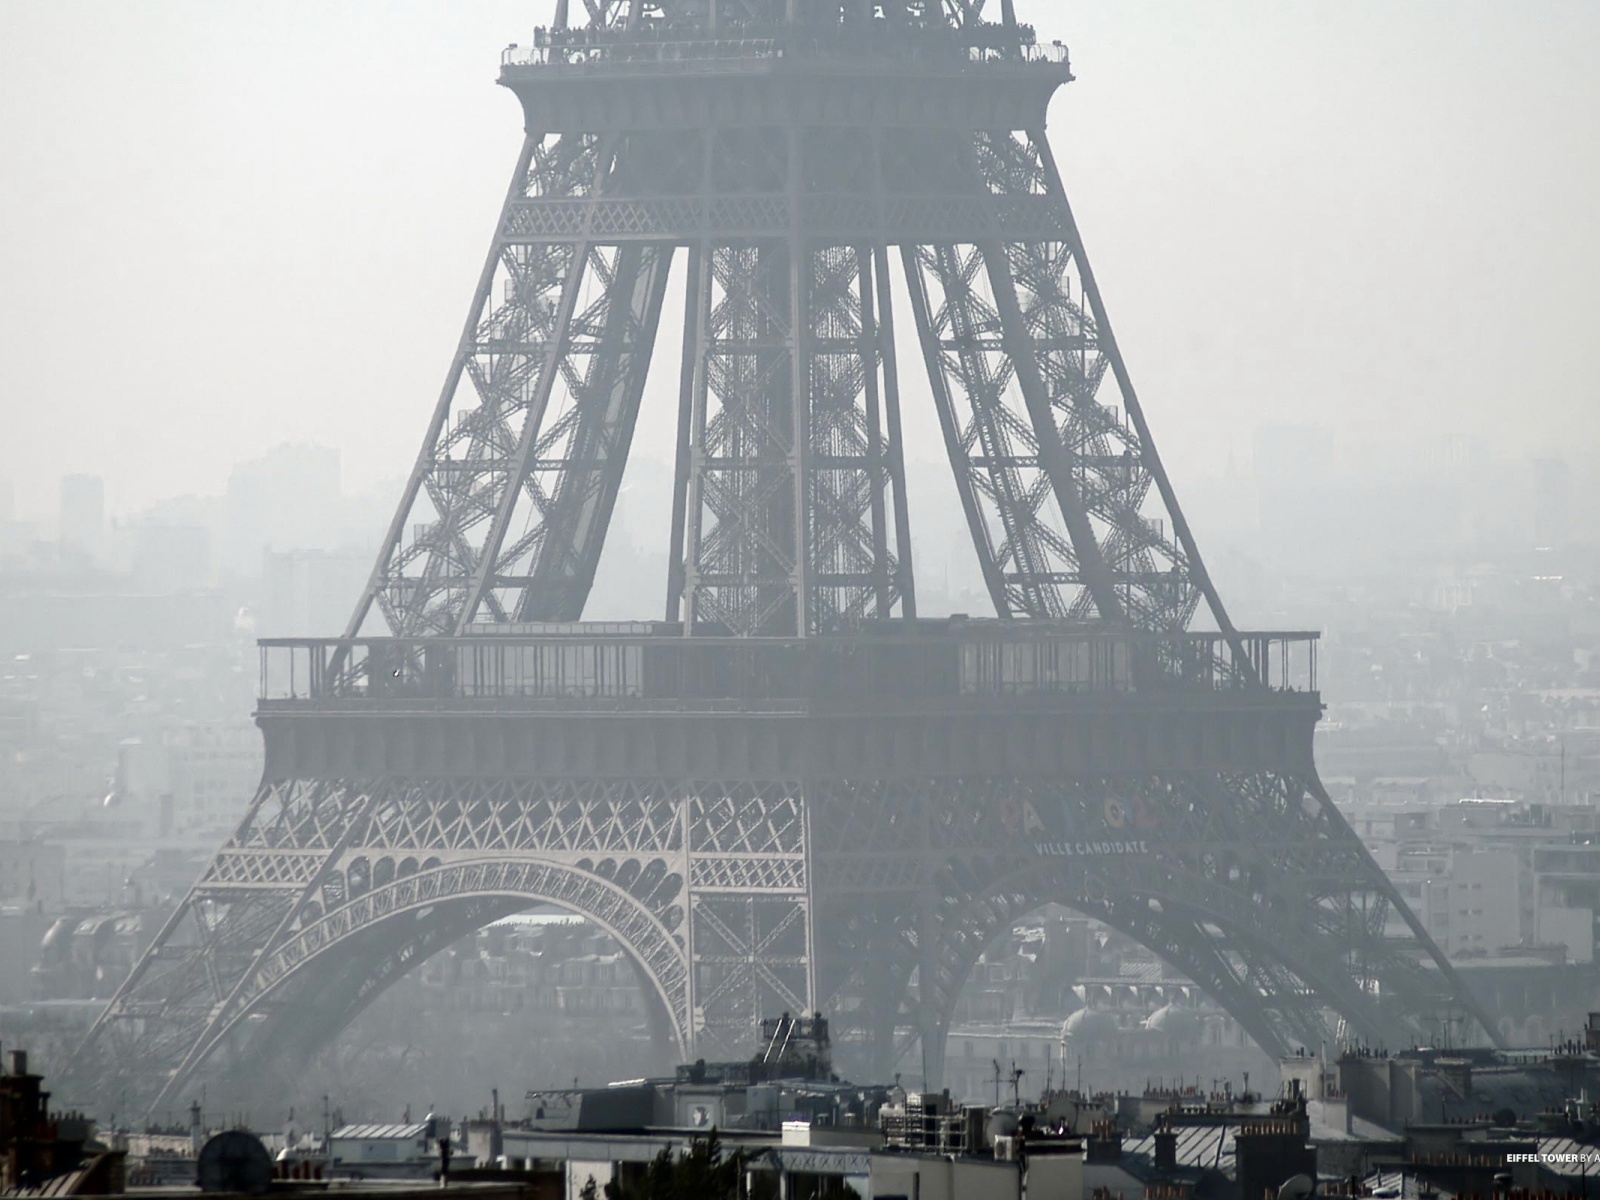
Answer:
[77,0,1496,1113]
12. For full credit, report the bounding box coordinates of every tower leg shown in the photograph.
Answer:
[674,133,912,637]
[348,131,676,638]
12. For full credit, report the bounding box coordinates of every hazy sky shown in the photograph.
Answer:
[1,1,1596,521]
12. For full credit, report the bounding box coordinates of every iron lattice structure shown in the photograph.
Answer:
[77,0,1498,1113]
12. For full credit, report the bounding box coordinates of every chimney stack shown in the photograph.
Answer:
[1154,1117,1178,1173]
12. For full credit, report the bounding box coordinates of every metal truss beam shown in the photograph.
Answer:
[79,760,1495,1112]
[500,194,1071,245]
[674,236,911,634]
[803,767,1497,1085]
[74,774,830,1112]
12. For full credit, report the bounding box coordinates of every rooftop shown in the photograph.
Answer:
[330,1123,430,1141]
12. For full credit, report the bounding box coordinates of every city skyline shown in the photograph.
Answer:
[2,1,1599,1166]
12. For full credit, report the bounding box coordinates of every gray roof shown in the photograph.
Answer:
[330,1122,430,1140]
[1533,1136,1600,1177]
[1365,1168,1457,1199]
[1305,1100,1407,1143]
[1423,1065,1599,1118]
[1126,1124,1235,1175]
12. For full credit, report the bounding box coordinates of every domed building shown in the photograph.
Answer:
[1143,1002,1202,1044]
[1060,1005,1119,1046]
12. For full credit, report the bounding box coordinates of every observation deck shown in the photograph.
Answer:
[497,23,1074,132]
[255,623,1321,783]
[261,621,1314,709]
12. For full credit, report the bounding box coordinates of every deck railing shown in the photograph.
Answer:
[499,30,1069,74]
[259,627,1317,707]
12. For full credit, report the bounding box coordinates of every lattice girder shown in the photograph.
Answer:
[349,133,678,639]
[77,775,832,1112]
[80,759,1494,1108]
[804,768,1497,1081]
[351,108,1219,642]
[674,223,914,635]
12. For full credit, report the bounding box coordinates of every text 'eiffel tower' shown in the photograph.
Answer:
[78,0,1496,1114]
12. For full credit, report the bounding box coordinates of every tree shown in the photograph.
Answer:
[601,1130,742,1200]
[809,1179,862,1200]
[596,1130,858,1200]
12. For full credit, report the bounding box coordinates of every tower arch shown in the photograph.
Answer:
[88,856,690,1113]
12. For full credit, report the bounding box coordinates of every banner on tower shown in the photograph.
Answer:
[999,793,1164,857]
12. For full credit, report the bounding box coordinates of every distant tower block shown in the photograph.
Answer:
[58,473,105,563]
[77,1,1497,1115]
